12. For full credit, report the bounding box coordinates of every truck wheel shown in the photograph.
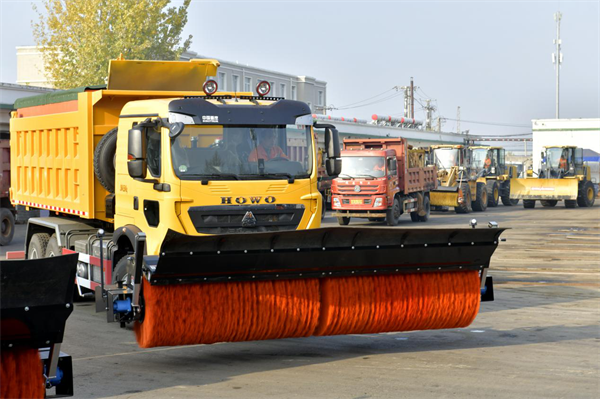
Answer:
[540,200,558,207]
[28,232,50,259]
[337,217,350,226]
[564,200,577,208]
[0,208,15,246]
[486,181,499,207]
[455,183,472,214]
[386,197,401,226]
[501,196,519,206]
[523,200,536,209]
[94,128,118,194]
[577,181,595,207]
[472,182,488,212]
[113,256,134,284]
[411,195,430,222]
[44,234,62,257]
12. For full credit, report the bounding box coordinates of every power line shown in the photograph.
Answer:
[335,88,396,109]
[336,91,404,110]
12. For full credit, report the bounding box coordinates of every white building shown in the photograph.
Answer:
[532,118,600,183]
[0,82,55,133]
[15,46,328,114]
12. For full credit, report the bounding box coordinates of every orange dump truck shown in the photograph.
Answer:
[331,138,437,225]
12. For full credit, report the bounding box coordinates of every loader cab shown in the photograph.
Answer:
[470,147,506,177]
[432,146,464,172]
[541,146,583,178]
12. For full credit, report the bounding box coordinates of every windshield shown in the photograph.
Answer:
[546,147,566,169]
[340,156,386,178]
[434,148,460,170]
[171,125,313,180]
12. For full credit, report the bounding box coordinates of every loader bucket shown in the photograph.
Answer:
[430,186,460,207]
[134,227,505,348]
[1,254,77,399]
[509,178,578,200]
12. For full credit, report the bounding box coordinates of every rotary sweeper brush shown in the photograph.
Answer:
[1,253,77,398]
[95,226,503,348]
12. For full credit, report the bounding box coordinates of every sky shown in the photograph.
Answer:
[1,0,599,152]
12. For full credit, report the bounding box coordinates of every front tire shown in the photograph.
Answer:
[565,200,577,208]
[455,183,472,214]
[472,182,488,212]
[540,200,558,207]
[577,181,595,207]
[486,180,499,207]
[386,197,401,226]
[337,217,350,226]
[44,234,62,257]
[523,200,536,209]
[28,232,50,259]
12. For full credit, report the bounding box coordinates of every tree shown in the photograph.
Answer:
[32,0,192,89]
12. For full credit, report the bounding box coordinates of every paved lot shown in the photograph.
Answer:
[3,203,600,399]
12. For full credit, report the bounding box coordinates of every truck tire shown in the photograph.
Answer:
[455,183,471,214]
[540,200,558,207]
[577,181,595,207]
[501,196,519,206]
[564,200,577,208]
[411,195,430,222]
[386,197,401,226]
[28,232,50,259]
[0,208,15,246]
[523,200,535,209]
[486,180,499,207]
[337,217,350,226]
[112,256,134,284]
[472,182,488,212]
[44,234,62,257]
[94,128,118,194]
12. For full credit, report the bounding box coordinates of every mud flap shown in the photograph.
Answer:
[510,178,578,200]
[143,227,506,286]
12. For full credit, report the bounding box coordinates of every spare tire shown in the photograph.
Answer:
[94,128,118,193]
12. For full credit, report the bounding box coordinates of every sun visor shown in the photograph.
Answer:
[107,59,220,91]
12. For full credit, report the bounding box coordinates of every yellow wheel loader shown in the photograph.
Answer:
[468,146,519,207]
[510,146,595,208]
[429,145,488,213]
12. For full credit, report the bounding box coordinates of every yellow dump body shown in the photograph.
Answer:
[509,178,579,200]
[10,59,220,222]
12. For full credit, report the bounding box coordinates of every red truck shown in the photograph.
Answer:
[331,138,437,226]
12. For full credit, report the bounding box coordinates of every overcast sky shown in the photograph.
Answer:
[1,0,598,149]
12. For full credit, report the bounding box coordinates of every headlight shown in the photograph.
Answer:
[374,198,383,207]
[333,197,341,207]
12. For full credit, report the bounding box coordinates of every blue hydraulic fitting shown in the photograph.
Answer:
[45,366,63,388]
[113,298,132,313]
[480,286,487,296]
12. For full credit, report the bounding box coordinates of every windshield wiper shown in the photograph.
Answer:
[263,172,295,183]
[186,173,240,183]
[338,173,353,179]
[356,174,376,179]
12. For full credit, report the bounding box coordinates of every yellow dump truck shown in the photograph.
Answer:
[10,58,504,349]
[510,146,596,208]
[429,145,489,213]
[468,146,519,207]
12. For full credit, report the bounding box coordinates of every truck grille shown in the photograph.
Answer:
[188,204,305,234]
[336,185,379,193]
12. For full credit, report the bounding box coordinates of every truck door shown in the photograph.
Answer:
[387,157,399,203]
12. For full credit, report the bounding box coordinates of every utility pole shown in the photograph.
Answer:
[553,12,563,119]
[424,99,436,131]
[410,77,415,119]
[456,106,461,134]
[400,78,418,118]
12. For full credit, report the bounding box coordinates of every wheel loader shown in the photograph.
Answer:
[429,145,489,213]
[468,146,520,207]
[510,146,595,208]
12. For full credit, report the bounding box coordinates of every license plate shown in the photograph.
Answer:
[351,199,362,204]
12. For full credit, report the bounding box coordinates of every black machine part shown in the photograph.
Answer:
[144,227,506,286]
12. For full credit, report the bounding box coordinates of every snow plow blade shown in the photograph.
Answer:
[427,187,460,208]
[144,227,505,285]
[510,178,578,200]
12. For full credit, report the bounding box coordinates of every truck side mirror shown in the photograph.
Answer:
[325,127,342,176]
[128,127,147,179]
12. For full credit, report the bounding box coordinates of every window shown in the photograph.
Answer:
[232,75,240,92]
[244,77,252,92]
[280,83,286,98]
[318,91,324,106]
[291,86,297,100]
[217,72,226,91]
[146,128,161,177]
